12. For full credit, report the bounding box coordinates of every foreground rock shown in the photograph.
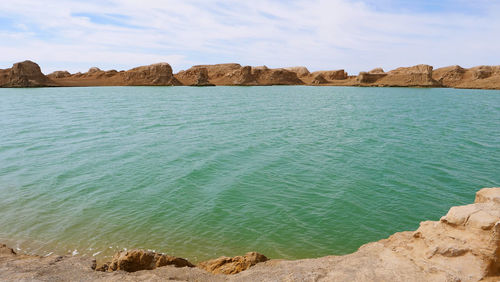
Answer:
[2,187,500,281]
[97,249,194,272]
[198,252,268,274]
[0,60,55,87]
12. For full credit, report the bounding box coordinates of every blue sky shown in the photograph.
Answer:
[0,0,499,74]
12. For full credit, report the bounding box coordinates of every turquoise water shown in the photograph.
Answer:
[0,86,499,262]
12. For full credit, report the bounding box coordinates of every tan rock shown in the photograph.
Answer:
[198,252,268,274]
[357,71,387,83]
[175,67,214,86]
[0,60,55,87]
[284,66,310,77]
[47,70,71,79]
[476,187,500,204]
[101,249,194,272]
[311,73,328,84]
[0,244,16,256]
[311,69,347,80]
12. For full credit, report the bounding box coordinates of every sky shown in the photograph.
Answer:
[1,0,499,74]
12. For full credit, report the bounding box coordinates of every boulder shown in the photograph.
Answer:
[198,252,268,274]
[99,249,194,272]
[0,244,16,256]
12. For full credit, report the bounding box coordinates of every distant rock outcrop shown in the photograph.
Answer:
[47,70,71,79]
[363,64,441,87]
[177,64,304,86]
[311,73,328,84]
[3,60,500,89]
[0,60,55,87]
[311,69,348,80]
[433,65,500,89]
[50,62,181,86]
[198,252,268,274]
[284,66,310,77]
[175,67,215,86]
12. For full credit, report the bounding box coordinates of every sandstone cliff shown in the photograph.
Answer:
[175,64,304,86]
[433,65,500,90]
[50,63,181,86]
[0,61,55,87]
[3,60,500,89]
[2,187,500,281]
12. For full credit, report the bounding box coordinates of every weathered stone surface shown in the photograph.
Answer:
[47,70,72,79]
[357,71,387,83]
[311,73,328,84]
[0,60,55,87]
[0,244,16,256]
[198,252,268,274]
[99,249,194,272]
[175,67,214,86]
[311,69,348,80]
[284,66,310,77]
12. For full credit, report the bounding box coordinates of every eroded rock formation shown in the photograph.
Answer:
[198,252,268,274]
[49,62,181,86]
[433,65,500,89]
[2,60,500,89]
[97,249,194,272]
[175,67,215,86]
[0,60,55,87]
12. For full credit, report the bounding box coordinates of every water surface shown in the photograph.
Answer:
[0,86,499,262]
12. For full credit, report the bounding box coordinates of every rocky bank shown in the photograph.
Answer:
[1,61,500,89]
[1,187,500,281]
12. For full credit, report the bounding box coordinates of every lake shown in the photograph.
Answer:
[0,86,498,262]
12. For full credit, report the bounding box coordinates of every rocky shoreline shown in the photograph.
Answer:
[1,60,500,89]
[1,187,500,281]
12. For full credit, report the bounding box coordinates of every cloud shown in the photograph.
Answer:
[0,0,499,74]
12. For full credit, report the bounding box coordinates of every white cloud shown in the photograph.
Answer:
[0,0,498,74]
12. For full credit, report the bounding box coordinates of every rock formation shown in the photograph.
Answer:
[175,67,215,86]
[284,66,310,77]
[3,60,500,89]
[198,252,268,274]
[362,64,441,87]
[97,249,194,272]
[311,73,328,84]
[0,60,55,87]
[311,69,348,80]
[433,65,500,89]
[49,63,181,86]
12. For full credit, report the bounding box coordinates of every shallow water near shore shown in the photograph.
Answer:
[0,86,499,262]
